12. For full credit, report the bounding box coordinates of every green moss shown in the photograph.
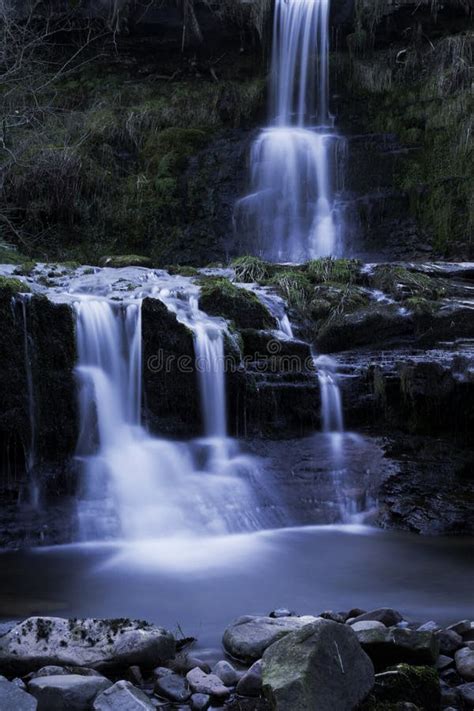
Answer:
[99,255,152,268]
[165,265,199,277]
[143,127,209,174]
[199,277,277,330]
[0,245,27,264]
[0,276,31,294]
[372,664,440,709]
[404,297,437,316]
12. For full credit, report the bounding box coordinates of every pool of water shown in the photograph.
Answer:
[1,526,472,654]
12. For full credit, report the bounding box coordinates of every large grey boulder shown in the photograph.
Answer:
[353,625,439,669]
[262,619,374,711]
[93,680,156,710]
[28,674,112,711]
[0,617,175,674]
[223,615,319,662]
[455,647,474,681]
[0,676,38,711]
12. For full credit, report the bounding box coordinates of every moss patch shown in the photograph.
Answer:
[0,276,31,294]
[199,278,277,330]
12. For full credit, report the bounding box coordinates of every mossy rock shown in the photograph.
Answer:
[0,276,31,294]
[369,266,445,300]
[307,257,362,285]
[13,261,37,276]
[165,265,199,277]
[199,278,277,330]
[372,664,440,709]
[404,297,438,316]
[99,255,152,268]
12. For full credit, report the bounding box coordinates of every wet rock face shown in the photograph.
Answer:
[0,290,77,502]
[142,297,200,436]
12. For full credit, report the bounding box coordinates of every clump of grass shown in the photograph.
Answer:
[231,255,270,283]
[307,257,361,284]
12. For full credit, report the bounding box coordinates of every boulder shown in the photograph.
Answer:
[455,647,474,681]
[436,655,454,671]
[236,660,263,697]
[0,617,175,674]
[28,666,102,679]
[437,629,464,655]
[262,619,374,711]
[186,668,231,700]
[223,615,319,662]
[28,674,112,711]
[0,676,37,711]
[458,682,474,705]
[350,608,403,627]
[447,620,472,636]
[155,672,191,702]
[93,680,156,710]
[373,664,440,707]
[354,626,439,669]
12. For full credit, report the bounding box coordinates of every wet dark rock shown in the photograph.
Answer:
[440,680,461,707]
[372,664,440,708]
[224,698,271,711]
[93,680,156,710]
[0,676,38,711]
[437,630,464,655]
[235,660,262,697]
[28,674,112,711]
[269,609,295,619]
[262,618,374,711]
[142,297,199,436]
[222,615,319,663]
[440,668,464,687]
[436,655,454,671]
[190,693,210,710]
[350,607,403,627]
[458,682,474,706]
[354,627,439,669]
[155,673,191,702]
[448,620,472,637]
[0,617,175,674]
[319,611,346,624]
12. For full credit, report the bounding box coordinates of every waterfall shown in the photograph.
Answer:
[235,0,340,262]
[73,295,265,542]
[17,294,39,508]
[315,355,344,434]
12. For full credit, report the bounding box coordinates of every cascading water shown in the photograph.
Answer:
[73,290,269,542]
[17,294,39,508]
[235,0,341,262]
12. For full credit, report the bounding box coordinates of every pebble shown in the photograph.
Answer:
[155,673,191,703]
[186,668,230,700]
[212,660,240,686]
[190,693,210,710]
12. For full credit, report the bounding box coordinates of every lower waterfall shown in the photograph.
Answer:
[73,295,266,542]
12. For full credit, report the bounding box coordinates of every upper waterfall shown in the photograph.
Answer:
[271,0,330,126]
[235,0,341,263]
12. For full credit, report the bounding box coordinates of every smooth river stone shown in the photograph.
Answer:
[28,674,112,711]
[0,676,38,711]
